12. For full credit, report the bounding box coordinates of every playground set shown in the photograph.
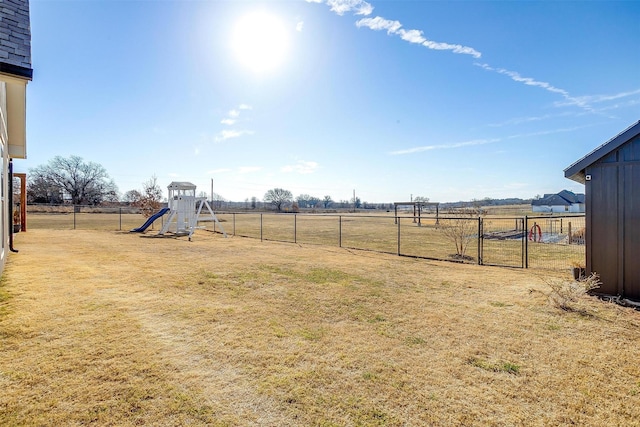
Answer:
[393,201,440,226]
[131,181,226,240]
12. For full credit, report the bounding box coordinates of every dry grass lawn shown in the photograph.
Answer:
[1,229,639,426]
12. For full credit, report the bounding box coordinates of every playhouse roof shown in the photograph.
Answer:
[564,120,640,184]
[167,181,196,190]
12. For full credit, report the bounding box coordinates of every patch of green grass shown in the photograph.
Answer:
[298,327,325,341]
[269,320,288,338]
[405,336,426,346]
[362,371,377,381]
[545,322,561,331]
[368,314,386,323]
[467,356,521,375]
[489,301,512,307]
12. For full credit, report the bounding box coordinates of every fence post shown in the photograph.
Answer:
[520,218,524,268]
[294,214,297,244]
[568,221,572,244]
[119,207,122,231]
[397,217,401,255]
[260,214,263,242]
[525,216,529,268]
[233,213,236,236]
[73,205,77,230]
[477,217,482,265]
[339,215,342,248]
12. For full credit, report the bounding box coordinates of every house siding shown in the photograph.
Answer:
[0,0,31,275]
[583,131,640,299]
[0,82,6,270]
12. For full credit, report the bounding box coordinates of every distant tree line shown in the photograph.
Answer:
[25,157,534,210]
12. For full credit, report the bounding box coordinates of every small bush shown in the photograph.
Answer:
[546,273,601,311]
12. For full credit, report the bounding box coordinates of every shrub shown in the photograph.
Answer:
[546,272,601,311]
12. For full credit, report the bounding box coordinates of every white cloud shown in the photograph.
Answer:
[214,129,255,142]
[423,40,481,58]
[296,21,304,32]
[281,160,319,174]
[327,0,374,16]
[215,103,254,137]
[505,125,595,140]
[487,113,572,127]
[474,62,591,109]
[390,138,500,155]
[355,16,481,58]
[554,88,640,108]
[398,29,425,44]
[356,16,401,33]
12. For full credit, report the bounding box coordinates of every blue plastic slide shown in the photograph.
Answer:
[130,207,170,232]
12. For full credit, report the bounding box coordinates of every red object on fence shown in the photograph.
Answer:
[528,224,542,242]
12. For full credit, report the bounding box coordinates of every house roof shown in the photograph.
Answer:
[564,120,640,184]
[0,0,32,159]
[0,0,33,79]
[531,190,584,206]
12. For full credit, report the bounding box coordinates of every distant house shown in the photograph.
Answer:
[565,120,640,301]
[0,0,33,273]
[531,190,585,213]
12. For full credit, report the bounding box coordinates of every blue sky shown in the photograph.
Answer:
[20,0,640,203]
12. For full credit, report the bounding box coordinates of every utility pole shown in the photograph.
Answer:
[353,189,356,213]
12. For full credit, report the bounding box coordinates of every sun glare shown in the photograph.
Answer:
[231,11,290,74]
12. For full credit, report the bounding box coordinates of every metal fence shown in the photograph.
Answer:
[216,212,585,270]
[24,205,585,271]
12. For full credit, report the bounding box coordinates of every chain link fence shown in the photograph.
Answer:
[25,205,585,271]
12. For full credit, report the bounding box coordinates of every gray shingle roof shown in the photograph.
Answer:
[565,121,640,184]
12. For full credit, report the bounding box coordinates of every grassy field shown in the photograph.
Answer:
[25,210,585,271]
[1,229,639,426]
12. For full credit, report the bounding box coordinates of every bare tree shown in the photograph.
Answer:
[26,174,63,204]
[28,156,118,205]
[439,207,484,261]
[122,189,142,205]
[264,188,292,212]
[136,176,163,218]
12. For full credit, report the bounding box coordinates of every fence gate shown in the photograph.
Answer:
[480,217,525,268]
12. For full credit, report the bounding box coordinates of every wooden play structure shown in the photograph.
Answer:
[132,181,226,240]
[394,201,439,226]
